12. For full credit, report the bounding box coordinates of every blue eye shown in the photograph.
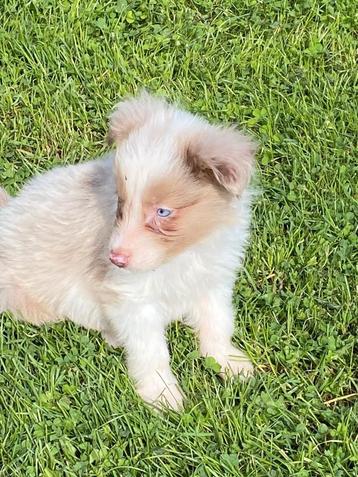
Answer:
[157,208,172,218]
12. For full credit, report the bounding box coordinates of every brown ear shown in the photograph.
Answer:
[185,125,256,196]
[107,91,168,145]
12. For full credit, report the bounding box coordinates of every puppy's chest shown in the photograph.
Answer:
[109,258,212,315]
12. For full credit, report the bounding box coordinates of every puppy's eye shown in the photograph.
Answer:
[157,208,172,218]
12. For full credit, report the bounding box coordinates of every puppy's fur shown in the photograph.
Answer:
[0,92,256,410]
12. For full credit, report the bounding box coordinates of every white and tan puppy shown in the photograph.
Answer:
[0,92,256,410]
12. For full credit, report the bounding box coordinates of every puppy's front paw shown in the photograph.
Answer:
[137,372,184,411]
[203,343,254,380]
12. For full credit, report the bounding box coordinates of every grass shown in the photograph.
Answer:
[0,0,357,476]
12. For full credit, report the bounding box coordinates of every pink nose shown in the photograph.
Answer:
[109,250,130,268]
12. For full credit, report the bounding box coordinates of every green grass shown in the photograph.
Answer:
[0,1,357,476]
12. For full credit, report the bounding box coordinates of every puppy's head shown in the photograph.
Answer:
[107,92,256,271]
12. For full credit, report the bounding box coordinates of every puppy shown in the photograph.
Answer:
[0,92,256,410]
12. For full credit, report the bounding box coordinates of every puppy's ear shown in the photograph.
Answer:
[108,91,167,145]
[185,125,256,196]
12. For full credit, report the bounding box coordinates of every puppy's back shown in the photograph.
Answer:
[0,155,117,320]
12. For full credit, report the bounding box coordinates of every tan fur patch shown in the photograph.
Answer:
[143,173,235,257]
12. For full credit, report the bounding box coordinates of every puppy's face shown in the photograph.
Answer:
[108,93,256,271]
[109,167,232,270]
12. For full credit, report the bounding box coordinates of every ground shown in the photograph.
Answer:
[0,1,356,476]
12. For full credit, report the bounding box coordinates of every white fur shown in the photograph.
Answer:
[0,93,255,410]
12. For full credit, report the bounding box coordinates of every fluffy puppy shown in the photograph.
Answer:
[0,92,256,410]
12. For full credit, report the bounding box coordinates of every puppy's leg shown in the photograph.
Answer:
[9,288,57,324]
[104,304,184,411]
[187,290,253,378]
[0,275,57,325]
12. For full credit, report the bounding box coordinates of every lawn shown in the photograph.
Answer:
[0,1,357,476]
